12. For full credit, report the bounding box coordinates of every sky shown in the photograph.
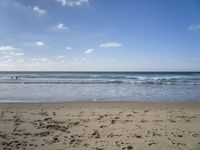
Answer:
[0,0,200,71]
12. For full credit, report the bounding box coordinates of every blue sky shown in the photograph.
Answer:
[0,0,200,71]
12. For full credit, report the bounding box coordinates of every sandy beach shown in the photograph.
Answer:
[0,102,200,150]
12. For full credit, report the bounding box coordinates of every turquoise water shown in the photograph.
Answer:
[0,72,200,102]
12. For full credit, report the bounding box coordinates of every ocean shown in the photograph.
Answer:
[0,71,200,102]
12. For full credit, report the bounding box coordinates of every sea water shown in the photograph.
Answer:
[0,71,200,102]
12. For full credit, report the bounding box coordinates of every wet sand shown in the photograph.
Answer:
[0,102,200,150]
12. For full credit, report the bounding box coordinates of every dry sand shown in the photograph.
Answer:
[0,102,200,150]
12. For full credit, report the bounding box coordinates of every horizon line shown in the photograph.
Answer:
[0,70,200,72]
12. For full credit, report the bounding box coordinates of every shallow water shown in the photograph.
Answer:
[0,71,200,102]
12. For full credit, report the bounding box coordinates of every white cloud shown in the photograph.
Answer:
[66,46,72,50]
[0,46,24,60]
[85,48,94,54]
[0,46,25,69]
[2,52,24,59]
[70,57,92,64]
[70,57,84,64]
[35,41,45,47]
[57,23,69,30]
[31,58,48,62]
[187,24,200,31]
[0,45,20,51]
[58,55,66,59]
[8,52,24,56]
[15,52,24,56]
[33,6,47,15]
[0,50,68,70]
[56,0,89,6]
[58,55,66,63]
[100,42,122,48]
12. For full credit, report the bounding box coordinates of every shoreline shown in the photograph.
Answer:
[1,100,200,104]
[1,101,200,150]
